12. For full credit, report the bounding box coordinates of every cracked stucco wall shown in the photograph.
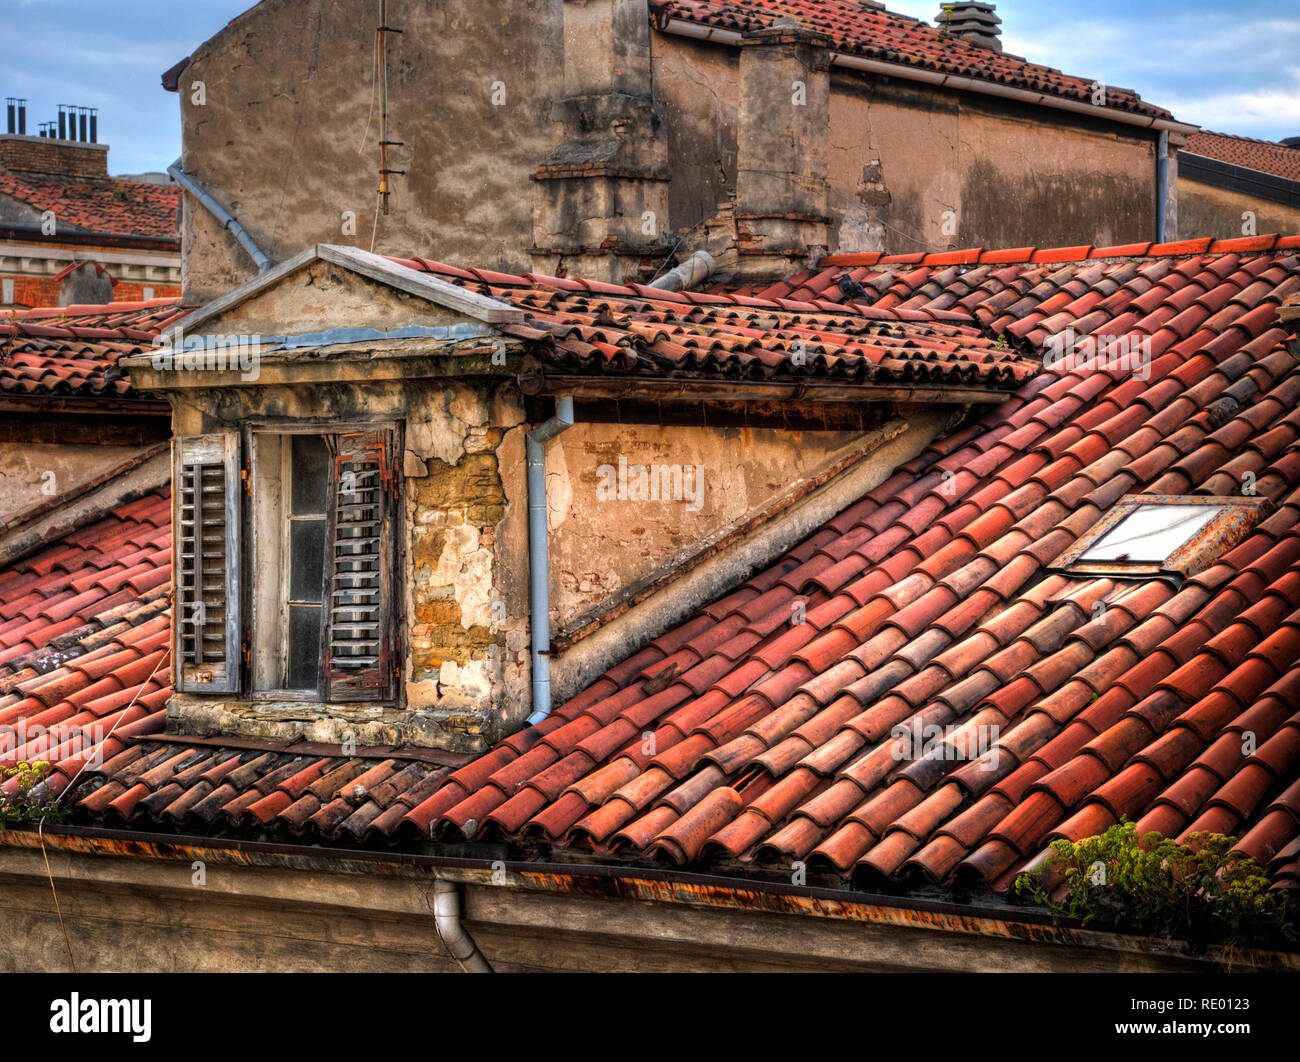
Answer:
[178,0,562,299]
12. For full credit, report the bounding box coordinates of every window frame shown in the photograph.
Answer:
[242,418,403,704]
[1051,494,1271,580]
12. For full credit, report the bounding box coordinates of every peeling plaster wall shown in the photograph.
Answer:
[545,422,869,625]
[1178,178,1300,242]
[169,375,532,752]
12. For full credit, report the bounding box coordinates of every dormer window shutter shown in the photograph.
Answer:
[322,429,397,702]
[173,432,242,693]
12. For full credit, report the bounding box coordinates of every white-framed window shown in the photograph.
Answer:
[1052,494,1270,579]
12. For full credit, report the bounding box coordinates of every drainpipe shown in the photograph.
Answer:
[432,879,493,972]
[526,395,575,725]
[1156,129,1170,244]
[167,157,273,274]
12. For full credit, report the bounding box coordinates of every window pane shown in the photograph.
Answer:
[290,434,330,515]
[287,604,322,690]
[1083,504,1223,562]
[289,517,326,602]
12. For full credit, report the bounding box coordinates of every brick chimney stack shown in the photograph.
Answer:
[0,135,110,180]
[936,2,1003,52]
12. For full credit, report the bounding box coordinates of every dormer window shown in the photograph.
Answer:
[1052,494,1270,579]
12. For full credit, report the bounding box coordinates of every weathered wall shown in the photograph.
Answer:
[546,421,873,627]
[826,76,1157,255]
[1178,177,1300,240]
[177,4,1163,295]
[0,443,144,524]
[179,0,563,299]
[1,840,1277,973]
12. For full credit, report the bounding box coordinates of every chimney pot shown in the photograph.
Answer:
[937,1,1003,52]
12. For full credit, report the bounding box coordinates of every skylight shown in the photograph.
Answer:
[1053,495,1271,579]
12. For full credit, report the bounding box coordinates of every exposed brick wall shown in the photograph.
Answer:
[0,272,180,308]
[0,135,109,179]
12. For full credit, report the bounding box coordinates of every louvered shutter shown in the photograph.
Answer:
[173,432,242,693]
[322,430,396,701]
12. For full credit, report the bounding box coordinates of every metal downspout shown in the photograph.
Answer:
[433,879,492,972]
[167,157,273,274]
[526,396,575,725]
[1156,130,1171,243]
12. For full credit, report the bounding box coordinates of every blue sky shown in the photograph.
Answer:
[3,0,1298,176]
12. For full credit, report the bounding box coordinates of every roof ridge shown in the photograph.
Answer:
[821,234,1300,271]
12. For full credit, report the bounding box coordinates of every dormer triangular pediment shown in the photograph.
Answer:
[170,244,523,341]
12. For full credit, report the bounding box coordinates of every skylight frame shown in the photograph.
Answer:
[1051,494,1271,580]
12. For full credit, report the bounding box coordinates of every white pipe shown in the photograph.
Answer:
[526,396,575,725]
[650,250,717,291]
[656,17,1199,135]
[433,879,493,973]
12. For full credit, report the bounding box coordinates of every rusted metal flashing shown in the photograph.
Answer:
[2,823,1294,968]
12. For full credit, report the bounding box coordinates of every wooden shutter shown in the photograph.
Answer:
[174,432,242,693]
[322,430,396,701]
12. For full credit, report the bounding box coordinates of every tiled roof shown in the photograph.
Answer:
[650,0,1172,121]
[0,490,173,806]
[10,237,1300,904]
[385,256,1041,393]
[380,239,1300,895]
[0,171,179,241]
[0,299,189,400]
[1185,132,1300,184]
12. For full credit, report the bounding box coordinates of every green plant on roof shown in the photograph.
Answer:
[1014,819,1294,956]
[937,3,956,40]
[112,187,132,200]
[0,760,64,828]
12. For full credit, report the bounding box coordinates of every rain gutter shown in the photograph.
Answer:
[4,822,1295,968]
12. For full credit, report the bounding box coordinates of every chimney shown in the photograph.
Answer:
[732,16,832,281]
[936,2,1003,51]
[55,261,115,305]
[530,0,670,283]
[0,98,109,179]
[4,98,26,135]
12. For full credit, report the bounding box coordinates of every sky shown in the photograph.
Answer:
[2,0,1298,176]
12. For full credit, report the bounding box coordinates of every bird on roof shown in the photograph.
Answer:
[837,274,870,301]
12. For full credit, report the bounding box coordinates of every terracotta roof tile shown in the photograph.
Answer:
[0,171,179,241]
[0,300,191,400]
